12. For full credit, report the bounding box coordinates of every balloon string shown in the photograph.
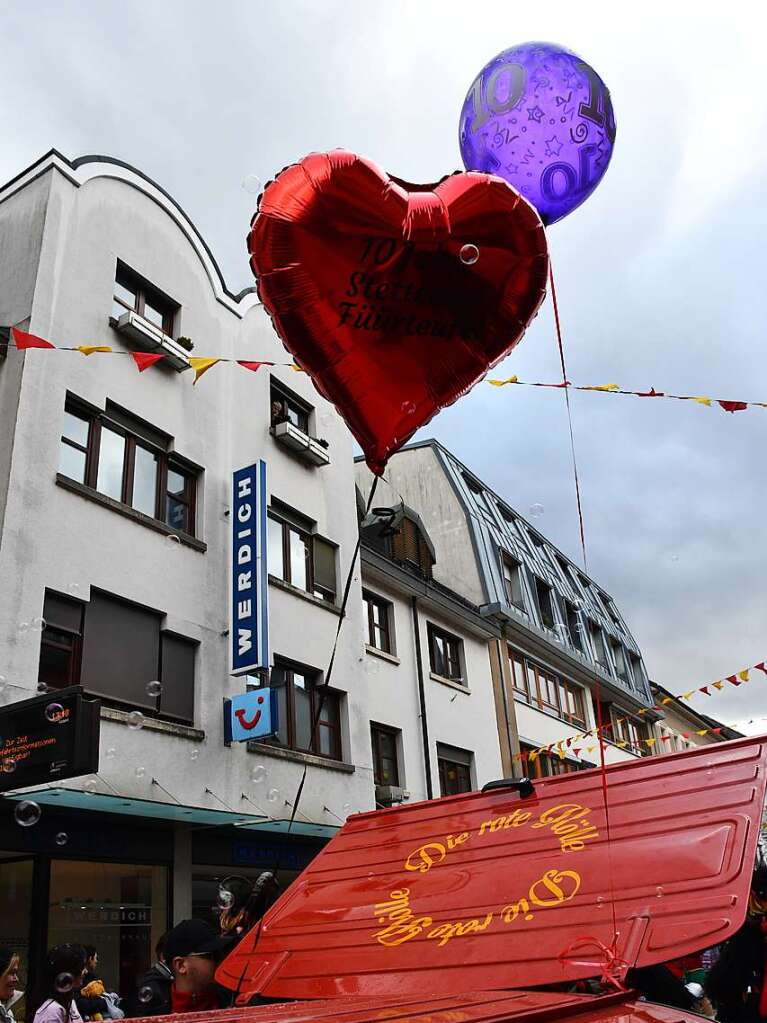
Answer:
[595,685,620,958]
[549,263,588,573]
[284,475,381,835]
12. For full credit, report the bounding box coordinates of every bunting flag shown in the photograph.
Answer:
[131,352,165,372]
[3,327,766,414]
[188,357,221,385]
[509,656,767,766]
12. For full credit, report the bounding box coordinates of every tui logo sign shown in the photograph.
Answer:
[224,689,279,744]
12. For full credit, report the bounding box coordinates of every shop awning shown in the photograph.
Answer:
[4,787,339,838]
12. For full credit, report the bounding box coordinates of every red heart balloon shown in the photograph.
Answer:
[248,151,549,475]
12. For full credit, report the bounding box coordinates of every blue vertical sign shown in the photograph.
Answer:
[231,461,269,676]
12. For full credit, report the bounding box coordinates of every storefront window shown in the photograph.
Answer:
[0,858,33,1023]
[48,861,168,999]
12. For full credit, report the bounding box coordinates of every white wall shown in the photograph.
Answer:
[0,161,371,826]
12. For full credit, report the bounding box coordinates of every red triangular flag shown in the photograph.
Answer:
[661,734,673,742]
[636,387,665,398]
[711,727,722,735]
[131,352,165,372]
[681,732,691,739]
[718,400,748,413]
[572,747,582,757]
[755,662,767,675]
[12,327,55,350]
[699,685,710,695]
[518,751,528,761]
[727,674,740,686]
[238,360,274,373]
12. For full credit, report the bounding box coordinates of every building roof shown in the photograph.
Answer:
[650,681,743,740]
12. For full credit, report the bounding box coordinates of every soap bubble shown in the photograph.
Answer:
[342,802,352,816]
[83,777,98,794]
[251,764,268,783]
[146,680,163,698]
[1,756,16,774]
[55,832,68,846]
[67,583,80,596]
[529,503,545,518]
[0,675,7,694]
[127,710,144,730]
[55,973,75,994]
[218,888,234,909]
[14,800,41,827]
[242,174,263,195]
[401,400,416,415]
[31,617,46,632]
[135,766,146,779]
[459,243,479,265]
[670,553,680,563]
[45,702,65,723]
[165,534,181,549]
[18,622,29,633]
[189,748,200,762]
[106,747,117,760]
[266,788,279,803]
[138,986,154,1005]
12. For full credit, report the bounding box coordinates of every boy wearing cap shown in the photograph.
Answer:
[128,921,230,1017]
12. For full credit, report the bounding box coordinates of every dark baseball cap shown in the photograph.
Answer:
[164,920,231,963]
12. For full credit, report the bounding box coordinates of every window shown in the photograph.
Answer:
[390,516,434,578]
[364,591,393,653]
[371,724,400,786]
[427,624,464,684]
[589,621,609,668]
[502,555,525,610]
[268,508,337,602]
[112,262,176,335]
[564,600,583,651]
[611,639,629,681]
[507,648,529,701]
[269,659,341,760]
[534,578,556,629]
[270,379,311,434]
[58,397,199,537]
[507,648,585,727]
[613,712,652,756]
[521,743,583,779]
[437,743,473,796]
[629,653,645,691]
[38,592,83,689]
[558,679,587,727]
[463,475,496,524]
[38,588,196,724]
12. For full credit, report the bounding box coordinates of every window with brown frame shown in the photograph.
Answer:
[507,647,529,701]
[268,659,342,760]
[267,508,337,602]
[363,591,393,653]
[390,516,433,578]
[371,724,400,786]
[58,398,199,537]
[502,554,526,611]
[38,588,196,724]
[437,742,473,796]
[112,262,177,336]
[427,624,464,684]
[520,742,583,779]
[507,647,586,727]
[270,379,311,434]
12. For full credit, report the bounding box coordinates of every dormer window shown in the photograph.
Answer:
[112,262,176,336]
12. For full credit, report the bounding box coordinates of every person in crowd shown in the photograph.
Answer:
[127,921,229,1017]
[125,935,172,1018]
[0,949,21,1023]
[218,872,280,942]
[33,945,87,1023]
[75,947,122,1022]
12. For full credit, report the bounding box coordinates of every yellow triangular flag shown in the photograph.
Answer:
[739,670,750,682]
[645,737,656,747]
[681,691,695,700]
[290,363,305,373]
[696,729,708,736]
[488,375,519,387]
[529,750,538,762]
[77,345,112,356]
[583,383,620,392]
[617,741,628,748]
[661,696,673,705]
[586,745,596,754]
[692,396,712,407]
[189,357,220,385]
[712,680,724,690]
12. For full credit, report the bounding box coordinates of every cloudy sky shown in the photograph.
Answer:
[2,1,765,728]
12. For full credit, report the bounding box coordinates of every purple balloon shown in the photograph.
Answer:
[459,42,616,225]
